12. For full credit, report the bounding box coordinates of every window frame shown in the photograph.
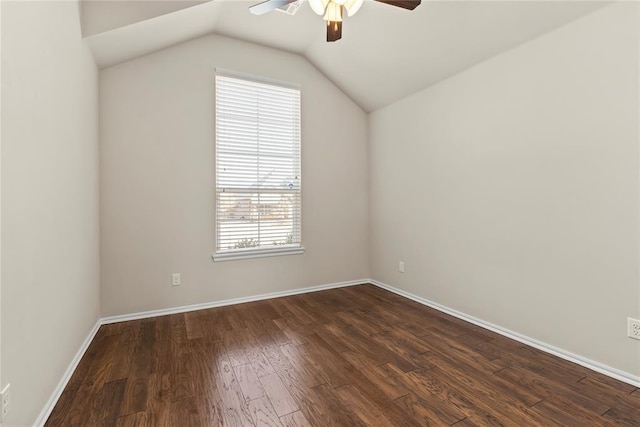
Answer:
[212,69,304,262]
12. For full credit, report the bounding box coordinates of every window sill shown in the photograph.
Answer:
[212,246,305,262]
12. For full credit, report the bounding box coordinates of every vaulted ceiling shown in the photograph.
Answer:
[82,0,608,111]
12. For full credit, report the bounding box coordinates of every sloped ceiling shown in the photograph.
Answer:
[83,0,608,111]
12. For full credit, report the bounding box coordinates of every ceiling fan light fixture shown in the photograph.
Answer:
[344,0,364,16]
[309,0,329,15]
[323,1,343,22]
[249,0,421,43]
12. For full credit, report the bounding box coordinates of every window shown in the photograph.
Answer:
[214,70,303,261]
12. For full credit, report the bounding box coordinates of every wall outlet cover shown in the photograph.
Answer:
[628,317,640,340]
[1,384,10,421]
[172,273,181,287]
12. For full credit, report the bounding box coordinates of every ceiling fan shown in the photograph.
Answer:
[249,0,421,42]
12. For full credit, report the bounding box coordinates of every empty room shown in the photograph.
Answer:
[1,0,639,425]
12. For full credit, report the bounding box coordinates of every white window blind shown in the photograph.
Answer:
[215,71,302,259]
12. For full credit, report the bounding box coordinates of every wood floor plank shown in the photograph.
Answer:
[530,400,610,426]
[87,378,127,425]
[310,289,355,314]
[339,353,409,400]
[427,354,542,407]
[601,384,640,427]
[259,372,299,417]
[497,366,611,414]
[119,320,156,416]
[279,410,312,427]
[280,298,315,324]
[345,370,428,426]
[249,396,284,426]
[297,294,336,325]
[204,306,241,341]
[439,315,500,341]
[168,396,201,427]
[420,328,503,374]
[424,364,548,426]
[452,417,483,427]
[602,406,640,427]
[324,322,418,372]
[455,334,516,362]
[577,376,638,406]
[493,344,590,384]
[215,358,255,425]
[278,343,326,388]
[65,327,125,391]
[394,393,463,426]
[59,334,120,425]
[390,366,468,424]
[234,363,266,401]
[369,332,434,371]
[206,390,227,426]
[310,383,368,427]
[45,285,640,426]
[275,370,340,427]
[311,323,351,353]
[150,315,172,385]
[247,347,277,378]
[105,325,139,383]
[336,311,385,336]
[301,334,354,388]
[115,411,147,427]
[43,389,76,427]
[272,317,311,346]
[267,298,295,318]
[145,372,171,427]
[184,311,205,341]
[101,322,126,336]
[334,384,396,426]
[169,315,195,402]
[59,376,96,424]
[188,338,227,424]
[381,326,434,354]
[262,345,295,372]
[404,369,505,425]
[222,329,251,367]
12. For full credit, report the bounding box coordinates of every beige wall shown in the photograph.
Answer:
[1,1,101,425]
[369,3,640,377]
[99,35,369,316]
[80,0,207,38]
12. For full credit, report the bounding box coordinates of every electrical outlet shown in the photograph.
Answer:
[1,384,10,421]
[628,317,640,340]
[172,273,181,287]
[399,261,405,273]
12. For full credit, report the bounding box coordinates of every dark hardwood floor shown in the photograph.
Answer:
[46,284,639,426]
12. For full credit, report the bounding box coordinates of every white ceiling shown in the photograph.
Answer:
[82,0,609,111]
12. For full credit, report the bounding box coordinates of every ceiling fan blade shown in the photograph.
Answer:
[374,0,421,10]
[249,0,297,15]
[326,20,342,42]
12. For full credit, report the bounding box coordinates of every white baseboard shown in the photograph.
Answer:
[101,278,367,324]
[34,320,102,427]
[370,279,640,388]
